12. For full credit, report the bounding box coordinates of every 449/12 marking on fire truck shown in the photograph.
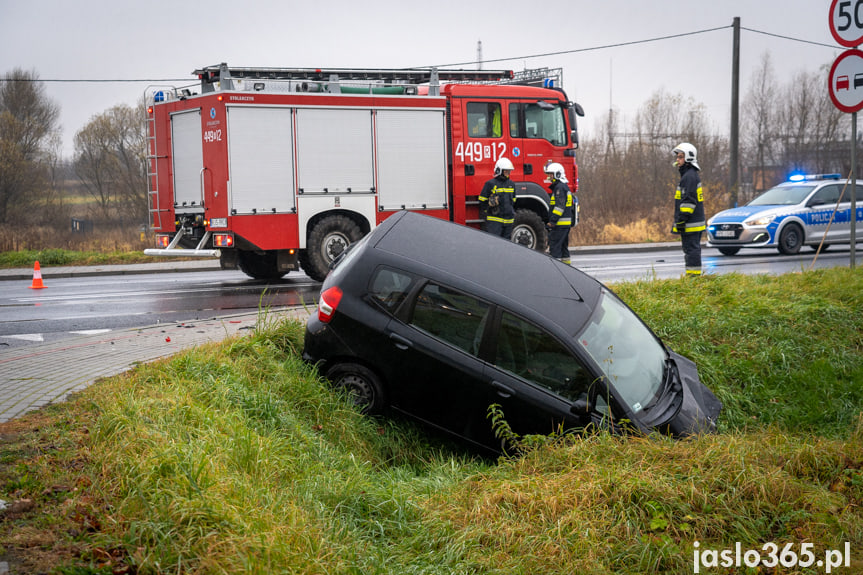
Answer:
[455,141,507,164]
[204,129,223,143]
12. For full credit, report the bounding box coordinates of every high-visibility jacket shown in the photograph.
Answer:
[479,175,516,224]
[673,163,705,233]
[548,180,575,227]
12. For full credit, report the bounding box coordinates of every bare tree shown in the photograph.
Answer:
[74,114,115,220]
[741,53,779,192]
[0,68,60,224]
[73,103,148,223]
[577,89,724,243]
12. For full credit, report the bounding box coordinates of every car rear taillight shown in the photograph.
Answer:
[318,286,343,323]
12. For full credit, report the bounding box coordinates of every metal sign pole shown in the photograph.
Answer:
[853,111,857,270]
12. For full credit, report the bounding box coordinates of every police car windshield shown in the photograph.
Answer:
[576,291,666,414]
[748,184,816,207]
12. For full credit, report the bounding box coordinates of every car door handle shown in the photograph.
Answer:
[491,381,515,398]
[389,332,412,351]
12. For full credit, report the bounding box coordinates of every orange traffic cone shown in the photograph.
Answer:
[29,261,46,289]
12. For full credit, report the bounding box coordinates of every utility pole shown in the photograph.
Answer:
[730,17,740,208]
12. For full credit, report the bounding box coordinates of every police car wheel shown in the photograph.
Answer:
[717,247,740,256]
[777,223,803,255]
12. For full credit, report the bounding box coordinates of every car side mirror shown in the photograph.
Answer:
[807,198,826,208]
[571,398,589,414]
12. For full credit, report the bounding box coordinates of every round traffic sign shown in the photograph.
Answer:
[829,50,863,113]
[830,0,863,47]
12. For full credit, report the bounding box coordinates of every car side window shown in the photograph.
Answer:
[812,184,842,206]
[467,102,502,138]
[410,282,490,356]
[495,311,592,403]
[508,103,520,138]
[369,267,414,314]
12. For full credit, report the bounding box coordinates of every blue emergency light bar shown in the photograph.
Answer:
[788,173,841,182]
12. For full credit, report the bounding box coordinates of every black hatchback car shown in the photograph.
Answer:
[303,211,721,453]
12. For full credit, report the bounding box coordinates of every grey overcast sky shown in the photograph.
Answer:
[0,0,840,158]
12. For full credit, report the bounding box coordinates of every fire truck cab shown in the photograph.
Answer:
[145,63,584,282]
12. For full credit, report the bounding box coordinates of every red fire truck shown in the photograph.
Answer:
[145,63,584,281]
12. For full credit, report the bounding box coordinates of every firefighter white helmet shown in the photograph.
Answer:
[494,157,514,176]
[673,142,700,170]
[544,162,568,183]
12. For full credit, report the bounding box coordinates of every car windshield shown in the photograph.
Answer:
[748,184,816,206]
[523,102,568,146]
[576,290,666,413]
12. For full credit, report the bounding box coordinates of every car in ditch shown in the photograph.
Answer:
[302,211,721,453]
[707,173,863,256]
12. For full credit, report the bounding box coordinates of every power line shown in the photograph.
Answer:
[425,25,732,69]
[741,26,838,50]
[0,25,839,85]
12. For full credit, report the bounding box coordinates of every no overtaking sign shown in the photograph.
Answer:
[828,49,863,113]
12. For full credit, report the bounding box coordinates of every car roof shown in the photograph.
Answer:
[366,211,602,335]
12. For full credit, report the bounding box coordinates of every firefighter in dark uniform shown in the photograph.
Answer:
[544,162,576,265]
[672,143,706,277]
[478,157,517,239]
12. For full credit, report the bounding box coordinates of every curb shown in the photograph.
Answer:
[0,243,682,282]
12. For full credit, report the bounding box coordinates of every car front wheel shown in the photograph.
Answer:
[717,246,740,256]
[325,363,387,415]
[778,223,803,255]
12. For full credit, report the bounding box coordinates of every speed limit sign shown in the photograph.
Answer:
[831,0,863,47]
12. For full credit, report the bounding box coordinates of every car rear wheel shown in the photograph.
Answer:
[778,223,803,255]
[325,363,387,415]
[717,246,740,256]
[511,209,547,251]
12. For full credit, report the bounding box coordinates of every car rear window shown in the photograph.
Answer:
[369,267,414,313]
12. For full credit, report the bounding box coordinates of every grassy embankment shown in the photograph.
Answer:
[2,268,862,574]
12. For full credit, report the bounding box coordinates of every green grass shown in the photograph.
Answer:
[2,269,863,574]
[0,249,156,268]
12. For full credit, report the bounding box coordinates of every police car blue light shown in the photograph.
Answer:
[707,175,863,256]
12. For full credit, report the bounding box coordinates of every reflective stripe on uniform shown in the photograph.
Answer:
[479,185,515,201]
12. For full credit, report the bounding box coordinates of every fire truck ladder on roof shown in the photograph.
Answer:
[192,63,515,96]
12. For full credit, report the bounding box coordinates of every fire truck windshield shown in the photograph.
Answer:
[524,103,568,146]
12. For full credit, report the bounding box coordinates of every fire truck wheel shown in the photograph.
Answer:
[512,209,547,251]
[237,250,287,280]
[302,215,363,282]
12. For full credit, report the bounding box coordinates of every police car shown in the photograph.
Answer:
[707,174,863,256]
